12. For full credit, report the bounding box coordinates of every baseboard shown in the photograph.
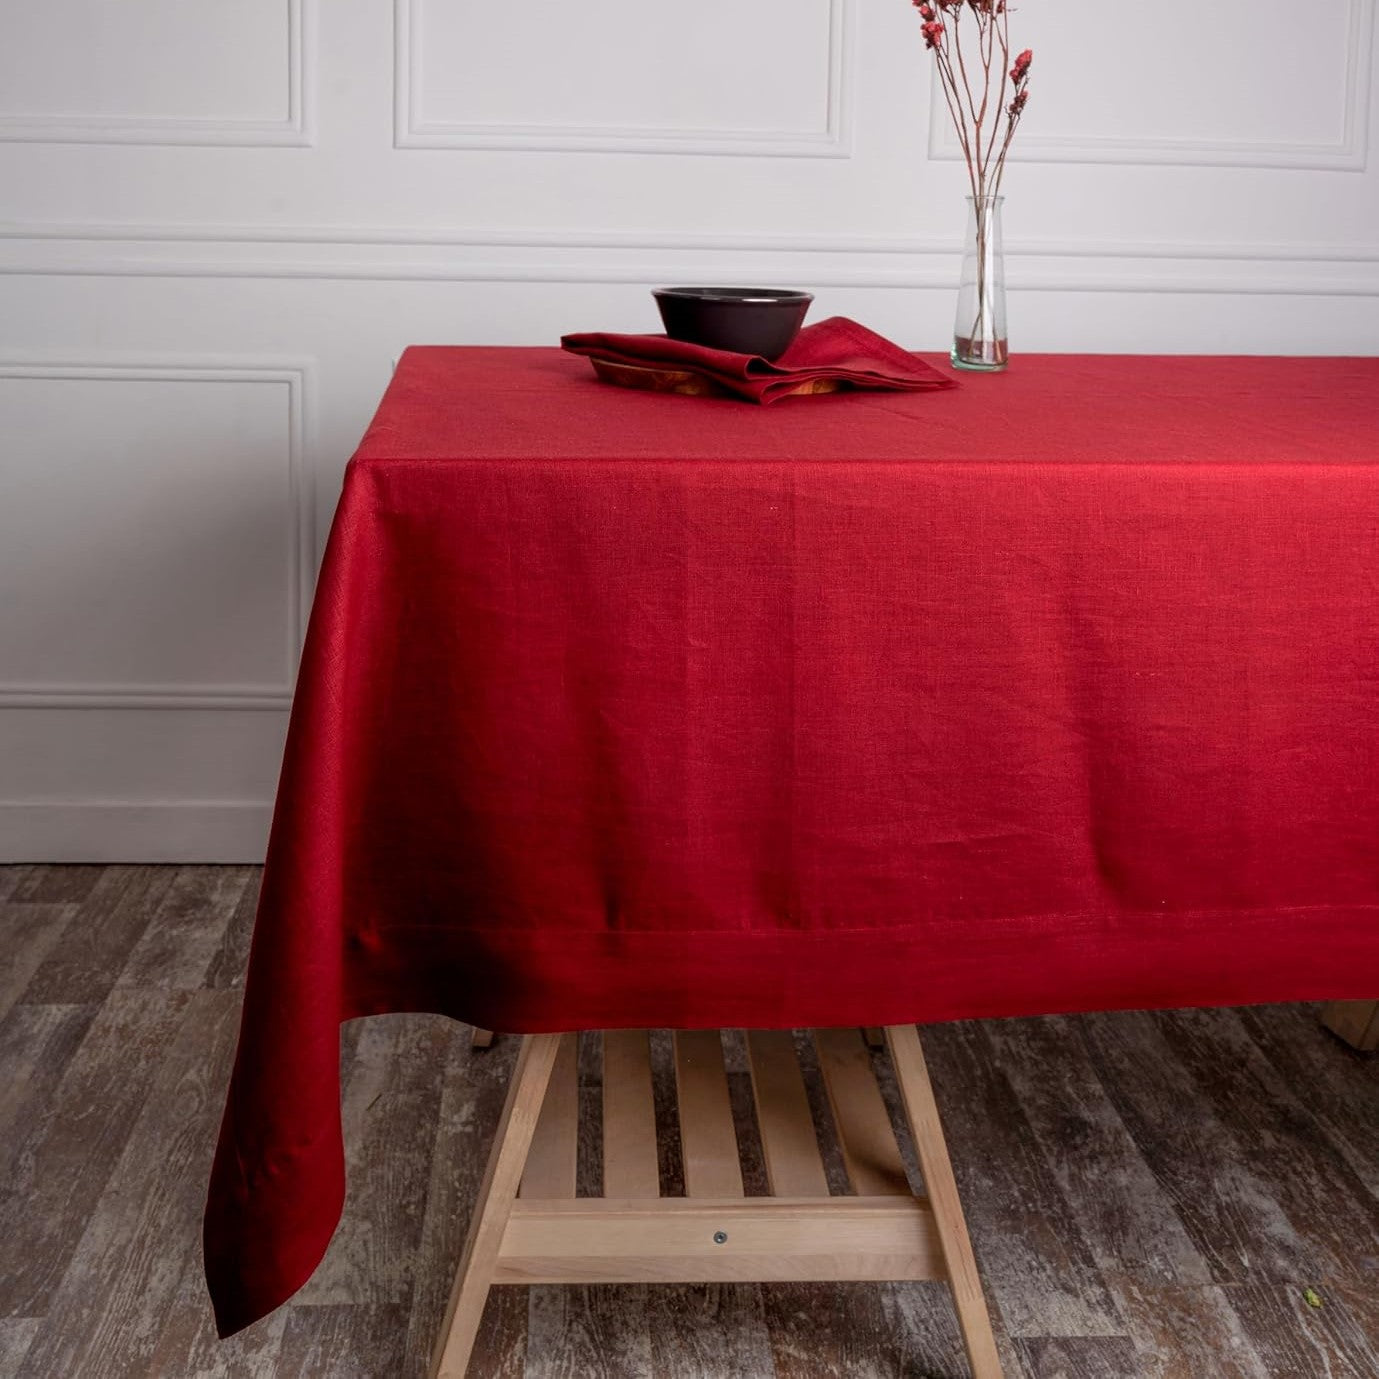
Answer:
[0,802,271,863]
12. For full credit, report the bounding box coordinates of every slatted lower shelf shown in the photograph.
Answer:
[432,1026,1003,1379]
[518,1028,920,1212]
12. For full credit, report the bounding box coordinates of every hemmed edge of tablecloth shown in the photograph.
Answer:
[344,901,1379,1034]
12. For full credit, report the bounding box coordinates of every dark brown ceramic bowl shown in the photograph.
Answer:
[653,286,813,360]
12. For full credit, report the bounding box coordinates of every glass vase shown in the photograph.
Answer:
[952,194,1008,372]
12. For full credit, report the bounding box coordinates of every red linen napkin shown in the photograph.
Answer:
[561,315,957,404]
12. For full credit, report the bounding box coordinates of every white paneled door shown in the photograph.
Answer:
[2,1,1377,861]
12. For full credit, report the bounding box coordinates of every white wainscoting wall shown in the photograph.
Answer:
[2,0,1377,862]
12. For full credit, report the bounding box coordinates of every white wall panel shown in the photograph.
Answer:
[0,364,306,703]
[397,0,847,154]
[0,1,1376,860]
[929,0,1371,170]
[0,0,310,145]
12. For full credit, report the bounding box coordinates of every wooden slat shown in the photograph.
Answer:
[203,872,262,992]
[0,904,75,1023]
[522,1278,650,1378]
[745,1031,829,1198]
[1322,1001,1379,1052]
[6,866,105,904]
[813,1027,909,1196]
[280,1303,409,1377]
[431,1033,563,1379]
[519,1033,578,1199]
[0,987,187,1318]
[672,1031,743,1198]
[886,1024,1003,1379]
[22,868,175,1006]
[495,1196,942,1284]
[9,990,242,1379]
[602,1031,660,1199]
[0,1320,40,1377]
[114,867,252,992]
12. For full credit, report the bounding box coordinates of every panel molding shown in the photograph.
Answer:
[1,223,1377,295]
[5,218,1378,260]
[393,0,853,156]
[0,357,315,710]
[927,0,1373,171]
[0,0,314,147]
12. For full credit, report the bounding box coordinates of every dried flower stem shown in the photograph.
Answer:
[915,1,1029,204]
[912,0,1032,362]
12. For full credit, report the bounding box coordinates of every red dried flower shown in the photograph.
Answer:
[909,0,1032,205]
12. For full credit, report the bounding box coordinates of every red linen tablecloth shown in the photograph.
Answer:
[206,347,1379,1336]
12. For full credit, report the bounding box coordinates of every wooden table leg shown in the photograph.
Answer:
[886,1023,1004,1379]
[1322,1002,1379,1052]
[430,1032,563,1379]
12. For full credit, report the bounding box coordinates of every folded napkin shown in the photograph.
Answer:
[561,315,957,404]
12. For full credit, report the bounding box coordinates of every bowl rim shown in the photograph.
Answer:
[653,286,814,305]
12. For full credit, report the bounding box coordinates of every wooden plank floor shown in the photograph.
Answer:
[3,865,1379,1378]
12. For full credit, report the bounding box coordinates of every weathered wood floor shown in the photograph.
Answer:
[4,864,1379,1378]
